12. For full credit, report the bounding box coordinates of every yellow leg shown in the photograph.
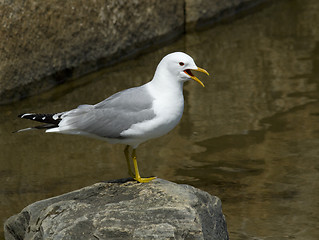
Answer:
[132,149,156,183]
[124,145,135,178]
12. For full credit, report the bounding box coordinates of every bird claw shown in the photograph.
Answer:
[134,176,157,183]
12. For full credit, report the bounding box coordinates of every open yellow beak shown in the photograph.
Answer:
[184,67,209,87]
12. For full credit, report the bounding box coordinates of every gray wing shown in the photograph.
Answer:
[58,85,156,138]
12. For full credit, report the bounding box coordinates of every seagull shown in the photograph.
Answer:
[17,52,209,183]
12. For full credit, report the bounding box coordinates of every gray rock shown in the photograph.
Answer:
[0,0,270,104]
[0,0,184,104]
[4,178,229,240]
[185,0,270,30]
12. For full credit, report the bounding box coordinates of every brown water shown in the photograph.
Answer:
[1,0,319,239]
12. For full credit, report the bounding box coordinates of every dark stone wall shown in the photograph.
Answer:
[0,1,184,104]
[0,0,268,104]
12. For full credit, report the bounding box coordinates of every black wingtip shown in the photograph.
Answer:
[18,113,35,119]
[18,113,61,125]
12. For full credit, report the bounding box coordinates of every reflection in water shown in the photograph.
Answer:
[1,0,319,239]
[180,102,319,239]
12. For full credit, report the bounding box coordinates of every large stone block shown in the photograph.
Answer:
[0,0,269,104]
[0,0,184,104]
[4,179,229,240]
[185,0,269,30]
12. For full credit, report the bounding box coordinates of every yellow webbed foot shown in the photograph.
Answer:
[125,147,156,183]
[134,176,157,183]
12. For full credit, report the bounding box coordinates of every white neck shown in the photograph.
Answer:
[148,68,184,97]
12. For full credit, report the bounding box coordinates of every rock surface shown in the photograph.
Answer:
[0,0,270,104]
[185,0,269,30]
[4,178,229,240]
[0,0,184,104]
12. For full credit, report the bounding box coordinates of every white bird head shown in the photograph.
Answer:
[154,52,209,87]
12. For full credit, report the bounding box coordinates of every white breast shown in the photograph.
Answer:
[120,82,184,143]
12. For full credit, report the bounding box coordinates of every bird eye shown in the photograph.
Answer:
[179,62,184,66]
